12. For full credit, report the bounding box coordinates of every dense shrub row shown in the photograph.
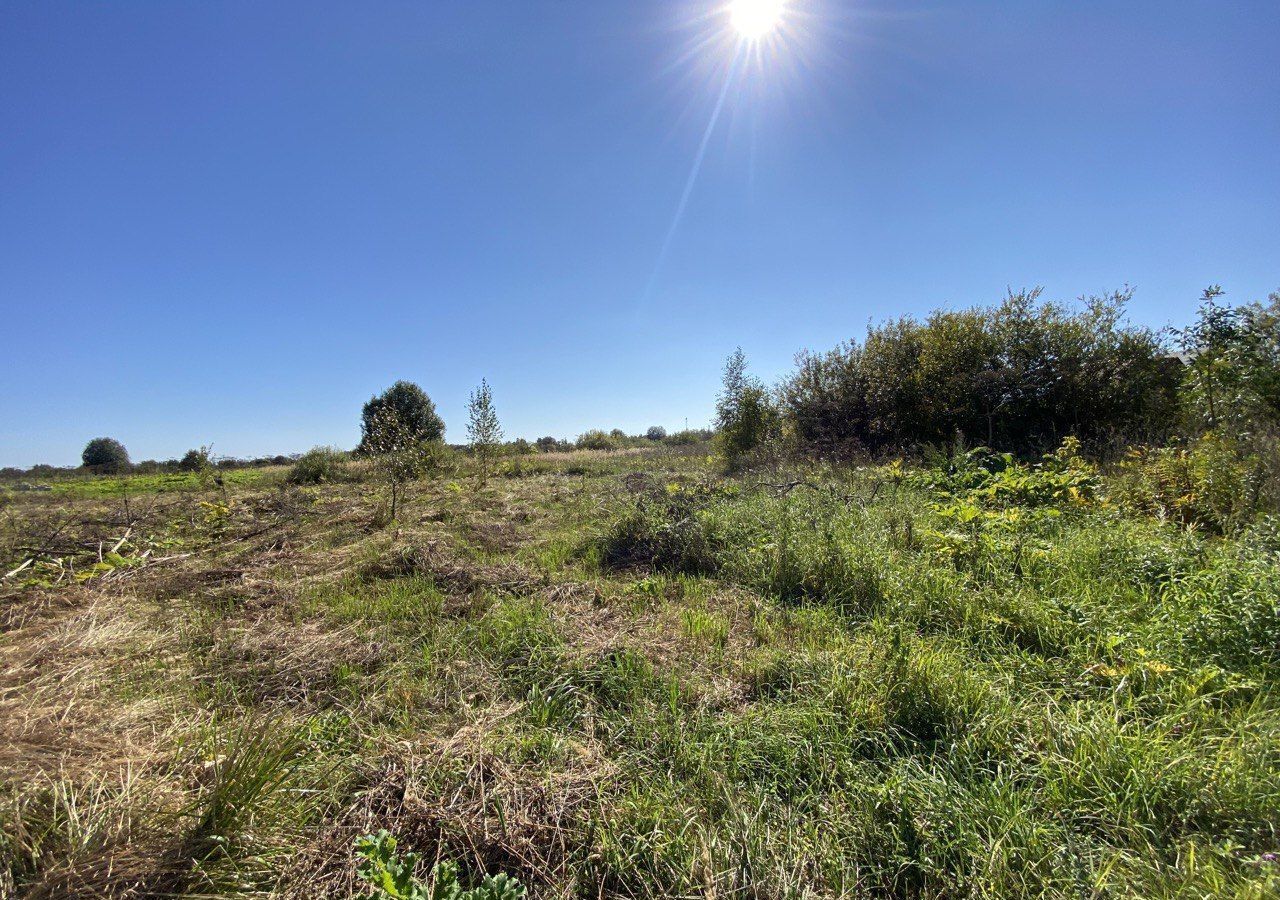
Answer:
[781,289,1180,457]
[714,287,1280,478]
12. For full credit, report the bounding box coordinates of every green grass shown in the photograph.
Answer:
[33,466,282,498]
[2,444,1277,898]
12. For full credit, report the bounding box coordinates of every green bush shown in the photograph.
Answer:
[600,483,724,573]
[178,447,212,473]
[358,381,445,454]
[781,289,1179,457]
[576,429,620,451]
[81,437,130,474]
[913,438,1099,510]
[287,446,348,484]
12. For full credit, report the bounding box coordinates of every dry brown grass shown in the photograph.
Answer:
[281,709,617,900]
[1,454,734,897]
[0,588,179,781]
[0,477,390,896]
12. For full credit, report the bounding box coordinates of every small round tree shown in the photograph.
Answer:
[645,426,668,441]
[358,381,445,454]
[81,437,130,473]
[179,448,211,472]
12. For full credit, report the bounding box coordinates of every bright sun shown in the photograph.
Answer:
[729,0,785,39]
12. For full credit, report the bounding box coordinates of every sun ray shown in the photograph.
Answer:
[642,43,746,303]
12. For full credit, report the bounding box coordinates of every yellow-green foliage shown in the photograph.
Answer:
[1112,433,1278,532]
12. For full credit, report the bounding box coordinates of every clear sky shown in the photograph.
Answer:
[2,1,1277,466]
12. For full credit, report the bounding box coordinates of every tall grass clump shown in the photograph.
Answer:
[599,482,724,573]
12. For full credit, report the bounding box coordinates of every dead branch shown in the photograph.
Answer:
[3,558,33,579]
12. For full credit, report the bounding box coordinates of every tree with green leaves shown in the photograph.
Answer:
[466,378,503,483]
[178,447,212,472]
[81,437,130,474]
[1177,286,1280,435]
[715,348,780,469]
[358,381,445,455]
[363,406,440,525]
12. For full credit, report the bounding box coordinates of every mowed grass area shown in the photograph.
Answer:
[1,446,1277,898]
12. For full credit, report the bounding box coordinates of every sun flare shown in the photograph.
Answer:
[729,0,785,40]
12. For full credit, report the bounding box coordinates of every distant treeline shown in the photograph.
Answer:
[0,453,298,481]
[3,429,716,482]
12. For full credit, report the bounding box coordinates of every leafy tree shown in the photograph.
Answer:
[81,437,130,473]
[359,381,445,454]
[364,406,440,525]
[645,426,668,441]
[535,436,565,453]
[179,447,212,472]
[1177,287,1280,434]
[466,378,503,482]
[715,348,780,469]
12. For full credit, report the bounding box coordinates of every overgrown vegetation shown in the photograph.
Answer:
[2,430,1275,898]
[781,289,1181,457]
[1,288,1277,898]
[289,446,349,485]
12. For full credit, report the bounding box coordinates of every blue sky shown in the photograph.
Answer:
[2,1,1277,466]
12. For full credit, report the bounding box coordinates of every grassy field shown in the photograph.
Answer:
[1,446,1277,898]
[0,467,281,501]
